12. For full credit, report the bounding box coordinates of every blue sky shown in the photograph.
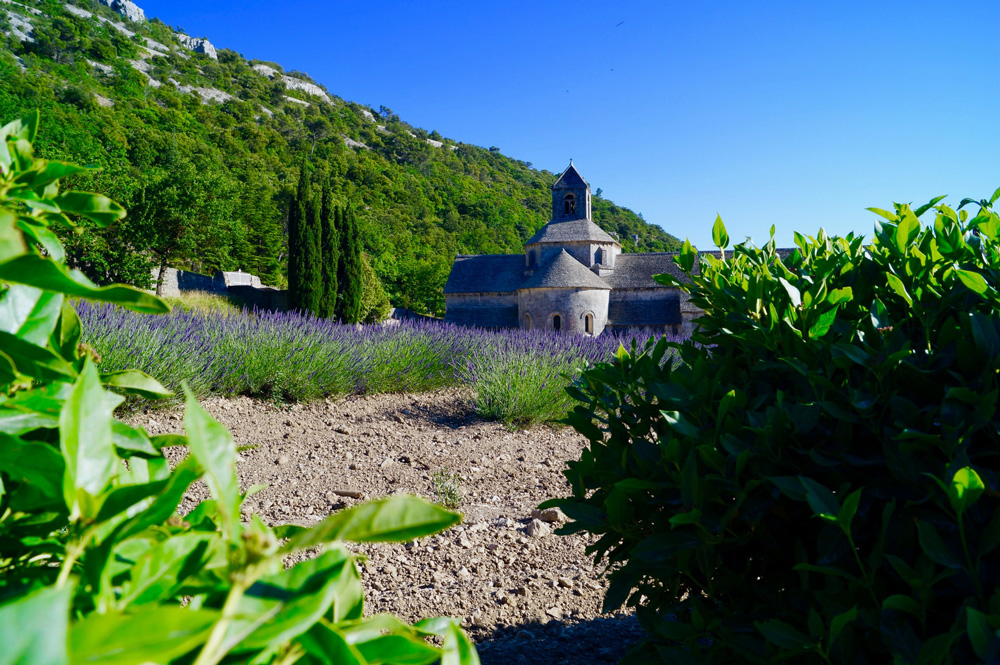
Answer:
[138,0,1000,249]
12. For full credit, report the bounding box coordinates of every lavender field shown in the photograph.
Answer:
[80,302,682,424]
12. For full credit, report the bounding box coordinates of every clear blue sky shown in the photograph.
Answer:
[139,0,1000,249]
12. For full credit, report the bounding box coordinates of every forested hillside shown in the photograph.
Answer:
[0,0,681,314]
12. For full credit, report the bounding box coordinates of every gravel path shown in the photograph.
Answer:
[131,389,643,664]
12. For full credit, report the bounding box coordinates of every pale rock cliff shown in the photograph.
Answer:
[177,34,218,60]
[252,64,331,103]
[97,0,146,23]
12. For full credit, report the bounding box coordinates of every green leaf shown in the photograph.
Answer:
[118,533,216,607]
[966,608,996,661]
[183,386,240,544]
[229,547,364,652]
[712,214,729,249]
[53,191,126,226]
[916,520,962,569]
[826,287,853,306]
[50,300,81,361]
[101,370,173,399]
[111,421,160,459]
[0,583,71,665]
[297,623,366,665]
[0,207,27,261]
[838,488,862,535]
[949,467,985,515]
[284,495,460,552]
[631,531,701,562]
[799,477,839,520]
[669,509,703,528]
[895,213,919,251]
[956,269,989,295]
[756,619,816,650]
[417,618,481,665]
[68,606,219,665]
[779,277,801,308]
[0,254,169,314]
[0,433,66,511]
[355,634,441,664]
[0,330,75,382]
[808,307,838,338]
[883,595,923,620]
[0,284,63,345]
[59,360,118,518]
[829,607,857,647]
[2,110,39,143]
[868,207,898,222]
[885,273,912,305]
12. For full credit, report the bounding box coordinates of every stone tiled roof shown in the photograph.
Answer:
[552,163,588,190]
[604,253,686,289]
[519,250,611,290]
[443,255,524,294]
[525,219,618,245]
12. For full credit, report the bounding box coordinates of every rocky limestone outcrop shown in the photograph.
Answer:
[98,0,145,23]
[3,11,33,42]
[252,64,331,103]
[177,34,218,60]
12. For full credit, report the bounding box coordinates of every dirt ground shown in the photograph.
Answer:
[132,389,644,665]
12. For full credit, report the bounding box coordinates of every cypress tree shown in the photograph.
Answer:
[300,184,323,314]
[318,187,339,318]
[287,165,310,310]
[337,207,364,323]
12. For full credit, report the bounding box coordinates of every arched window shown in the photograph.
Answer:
[594,247,603,265]
[585,313,594,335]
[563,194,575,216]
[524,313,532,330]
[552,314,562,332]
[527,251,536,268]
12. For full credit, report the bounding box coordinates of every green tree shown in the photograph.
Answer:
[287,164,322,313]
[287,165,308,309]
[337,206,364,323]
[31,16,87,64]
[318,186,339,318]
[359,251,391,323]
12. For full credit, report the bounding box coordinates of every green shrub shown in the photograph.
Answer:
[0,111,479,664]
[546,199,1000,663]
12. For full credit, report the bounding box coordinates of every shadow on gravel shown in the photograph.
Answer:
[475,614,644,665]
[402,397,482,430]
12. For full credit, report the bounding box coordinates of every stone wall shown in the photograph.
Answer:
[151,267,287,311]
[444,293,519,328]
[607,287,683,334]
[517,287,609,335]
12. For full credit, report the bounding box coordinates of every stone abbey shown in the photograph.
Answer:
[444,163,698,336]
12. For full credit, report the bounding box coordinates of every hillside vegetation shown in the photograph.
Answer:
[0,0,681,314]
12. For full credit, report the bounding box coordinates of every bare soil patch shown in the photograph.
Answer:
[132,389,641,664]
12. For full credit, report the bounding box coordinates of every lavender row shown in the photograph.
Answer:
[78,302,683,424]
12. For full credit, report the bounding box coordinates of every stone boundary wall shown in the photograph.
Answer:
[152,267,287,311]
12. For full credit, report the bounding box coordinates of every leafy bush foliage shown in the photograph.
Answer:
[0,112,478,664]
[547,198,1000,663]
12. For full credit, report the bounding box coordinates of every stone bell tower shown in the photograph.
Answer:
[551,161,591,222]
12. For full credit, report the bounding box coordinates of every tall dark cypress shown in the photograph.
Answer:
[337,207,364,323]
[300,184,323,314]
[318,187,339,319]
[287,165,311,310]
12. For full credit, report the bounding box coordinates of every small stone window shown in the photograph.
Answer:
[585,313,594,335]
[594,247,603,265]
[552,314,562,332]
[524,313,532,330]
[564,194,575,216]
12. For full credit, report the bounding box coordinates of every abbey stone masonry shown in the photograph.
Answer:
[444,163,698,336]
